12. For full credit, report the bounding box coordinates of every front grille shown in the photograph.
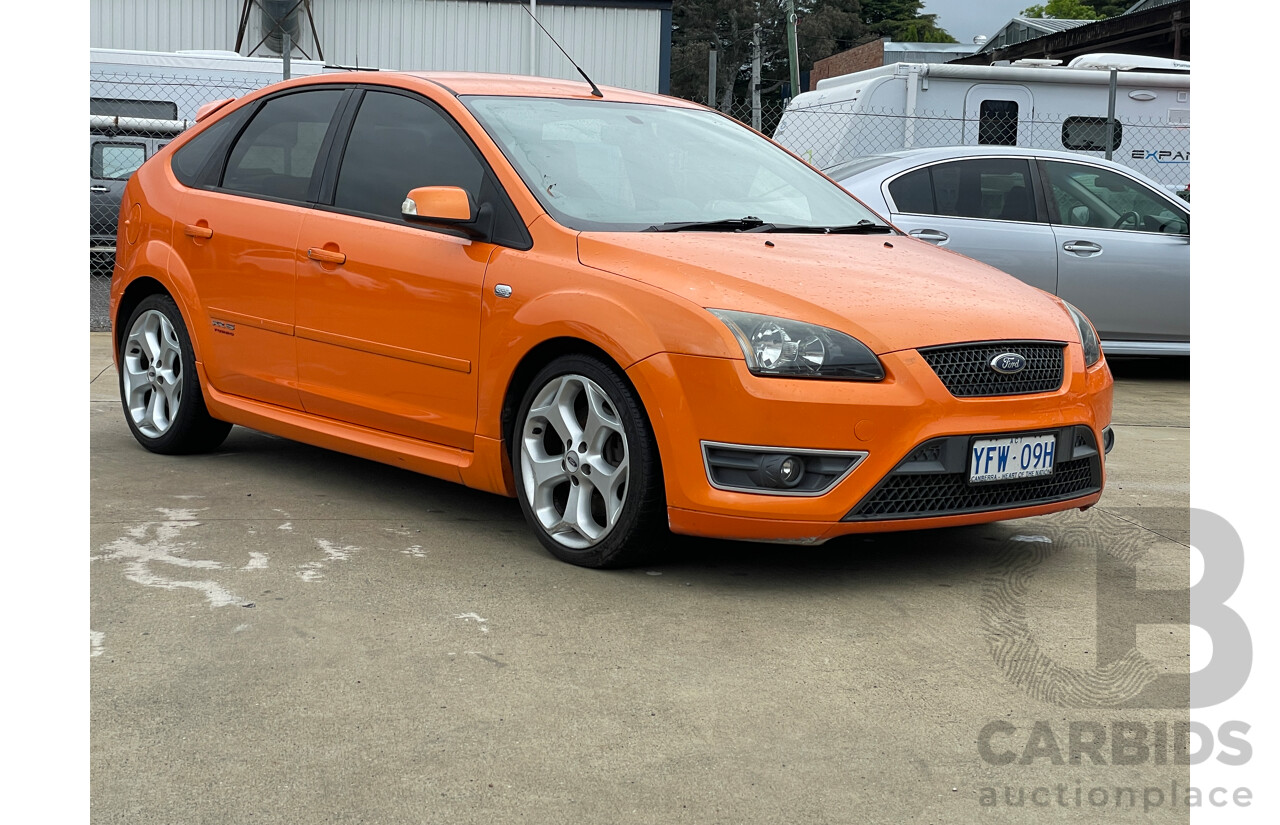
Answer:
[919,341,1065,397]
[845,427,1102,521]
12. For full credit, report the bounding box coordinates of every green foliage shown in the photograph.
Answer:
[669,0,956,105]
[1019,0,1102,19]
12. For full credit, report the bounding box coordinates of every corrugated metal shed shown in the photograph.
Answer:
[979,17,1092,53]
[884,42,979,65]
[90,0,671,93]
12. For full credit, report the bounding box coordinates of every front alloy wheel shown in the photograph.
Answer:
[513,355,664,568]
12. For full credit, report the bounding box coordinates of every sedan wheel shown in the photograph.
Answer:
[514,355,665,568]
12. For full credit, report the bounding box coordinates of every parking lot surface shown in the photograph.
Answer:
[91,332,1191,823]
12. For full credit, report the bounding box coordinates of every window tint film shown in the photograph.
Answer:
[92,143,146,180]
[887,167,934,213]
[1043,161,1188,234]
[223,90,343,201]
[335,91,485,221]
[978,100,1019,146]
[171,105,252,188]
[926,158,1035,222]
[1061,116,1122,152]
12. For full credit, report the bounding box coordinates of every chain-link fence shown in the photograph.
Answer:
[90,69,277,331]
[89,73,1189,331]
[769,103,1191,193]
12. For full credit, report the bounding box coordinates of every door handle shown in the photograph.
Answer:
[307,247,347,265]
[184,224,214,239]
[908,228,948,244]
[1062,241,1102,255]
[90,185,110,193]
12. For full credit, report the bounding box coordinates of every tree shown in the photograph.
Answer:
[1020,0,1101,19]
[858,0,955,41]
[670,1,867,108]
[669,0,955,108]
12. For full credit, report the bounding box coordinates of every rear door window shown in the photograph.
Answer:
[222,90,343,202]
[889,158,1037,222]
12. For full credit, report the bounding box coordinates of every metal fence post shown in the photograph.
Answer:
[751,24,762,132]
[1105,68,1117,160]
[708,46,716,108]
[283,30,292,79]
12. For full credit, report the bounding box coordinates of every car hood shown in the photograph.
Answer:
[576,232,1076,354]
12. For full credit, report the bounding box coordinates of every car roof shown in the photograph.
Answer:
[826,145,1178,196]
[280,70,703,108]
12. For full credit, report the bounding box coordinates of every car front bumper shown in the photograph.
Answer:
[626,346,1113,544]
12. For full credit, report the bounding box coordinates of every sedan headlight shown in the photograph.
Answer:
[708,309,884,380]
[1063,301,1102,367]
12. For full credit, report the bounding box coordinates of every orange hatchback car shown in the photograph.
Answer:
[111,72,1114,568]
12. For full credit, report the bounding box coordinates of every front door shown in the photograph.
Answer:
[294,89,497,450]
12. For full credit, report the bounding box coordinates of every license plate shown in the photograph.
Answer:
[969,434,1057,483]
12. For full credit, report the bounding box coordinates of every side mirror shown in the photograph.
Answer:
[401,186,477,224]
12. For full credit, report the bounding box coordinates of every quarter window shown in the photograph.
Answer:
[222,90,343,201]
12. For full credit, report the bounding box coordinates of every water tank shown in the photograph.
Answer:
[260,0,303,55]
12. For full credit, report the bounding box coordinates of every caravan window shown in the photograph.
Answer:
[978,100,1019,146]
[91,97,178,121]
[1061,117,1123,152]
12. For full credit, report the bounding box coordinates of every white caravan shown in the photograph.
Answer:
[773,54,1190,193]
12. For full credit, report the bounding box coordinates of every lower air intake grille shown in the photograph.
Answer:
[845,427,1102,521]
[919,341,1066,397]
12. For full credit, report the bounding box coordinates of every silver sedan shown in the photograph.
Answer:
[828,146,1189,356]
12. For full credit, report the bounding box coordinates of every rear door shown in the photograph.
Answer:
[883,156,1059,295]
[90,137,149,257]
[170,87,347,410]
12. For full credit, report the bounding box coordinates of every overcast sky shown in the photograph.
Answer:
[921,0,1036,47]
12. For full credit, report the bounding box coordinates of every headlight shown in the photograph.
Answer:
[708,309,884,380]
[1063,301,1102,367]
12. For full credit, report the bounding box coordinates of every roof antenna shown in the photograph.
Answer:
[521,4,604,98]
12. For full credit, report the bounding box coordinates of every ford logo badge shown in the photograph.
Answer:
[990,352,1027,374]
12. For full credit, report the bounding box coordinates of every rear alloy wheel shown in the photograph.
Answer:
[119,294,231,455]
[513,355,665,568]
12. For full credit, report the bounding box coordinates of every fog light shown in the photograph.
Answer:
[760,454,806,488]
[1102,426,1115,455]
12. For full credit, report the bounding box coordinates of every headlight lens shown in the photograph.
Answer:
[1063,301,1102,367]
[708,309,884,380]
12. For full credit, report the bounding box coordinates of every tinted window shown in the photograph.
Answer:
[1061,116,1122,152]
[978,100,1019,146]
[896,159,1036,222]
[92,142,146,180]
[223,90,343,201]
[887,167,933,213]
[334,91,486,221]
[171,105,253,188]
[1043,160,1188,234]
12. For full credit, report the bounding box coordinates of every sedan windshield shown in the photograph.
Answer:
[464,96,886,232]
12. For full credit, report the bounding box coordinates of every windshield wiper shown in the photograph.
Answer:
[751,220,895,235]
[645,217,774,233]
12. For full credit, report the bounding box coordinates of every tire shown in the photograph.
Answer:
[118,294,231,455]
[512,354,666,568]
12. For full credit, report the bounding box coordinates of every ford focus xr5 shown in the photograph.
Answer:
[110,72,1113,568]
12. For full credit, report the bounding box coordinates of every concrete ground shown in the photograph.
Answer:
[90,332,1191,824]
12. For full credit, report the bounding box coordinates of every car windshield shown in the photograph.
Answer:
[464,96,886,232]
